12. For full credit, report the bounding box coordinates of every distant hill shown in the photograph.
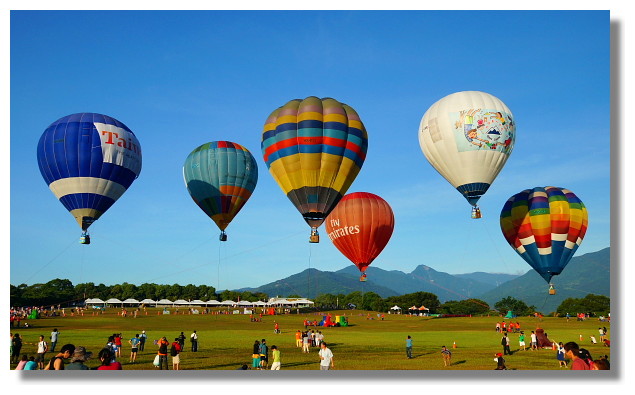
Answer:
[236,247,610,311]
[477,247,610,314]
[454,272,520,287]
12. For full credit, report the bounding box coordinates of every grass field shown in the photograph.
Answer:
[9,308,611,370]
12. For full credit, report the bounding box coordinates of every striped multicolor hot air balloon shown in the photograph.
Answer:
[325,192,394,281]
[499,186,588,293]
[37,113,142,244]
[261,96,368,242]
[183,141,258,241]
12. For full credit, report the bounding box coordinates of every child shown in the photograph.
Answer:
[494,353,507,370]
[441,346,452,367]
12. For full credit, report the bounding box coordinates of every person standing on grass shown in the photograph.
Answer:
[406,335,413,359]
[441,346,452,366]
[295,330,302,348]
[530,331,537,351]
[518,331,526,351]
[252,340,261,369]
[178,332,186,350]
[114,333,123,358]
[270,345,281,370]
[318,342,334,370]
[171,337,182,370]
[50,328,60,353]
[11,334,22,364]
[35,334,49,369]
[557,342,567,367]
[157,336,169,370]
[302,332,310,353]
[190,330,198,352]
[259,339,269,369]
[501,333,510,355]
[564,341,590,370]
[139,330,147,351]
[129,334,140,363]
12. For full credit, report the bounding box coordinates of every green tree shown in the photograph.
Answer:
[556,294,610,316]
[440,299,490,315]
[494,296,533,316]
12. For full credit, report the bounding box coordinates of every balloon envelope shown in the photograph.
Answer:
[500,186,588,283]
[37,113,142,230]
[325,192,394,273]
[183,141,258,233]
[262,96,368,230]
[419,91,516,207]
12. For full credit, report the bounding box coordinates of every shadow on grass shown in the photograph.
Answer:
[451,360,467,366]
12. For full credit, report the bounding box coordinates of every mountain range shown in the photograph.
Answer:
[237,247,610,313]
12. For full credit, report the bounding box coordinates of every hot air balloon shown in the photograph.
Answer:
[325,192,394,281]
[262,96,368,242]
[183,141,258,241]
[419,91,516,218]
[37,113,142,244]
[500,186,588,294]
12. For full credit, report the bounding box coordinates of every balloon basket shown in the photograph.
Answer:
[549,284,556,295]
[219,231,227,242]
[80,232,90,245]
[471,206,482,219]
[359,273,367,282]
[309,229,319,243]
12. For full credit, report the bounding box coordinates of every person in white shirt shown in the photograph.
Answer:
[318,342,334,370]
[36,335,49,369]
[530,331,537,351]
[190,330,198,352]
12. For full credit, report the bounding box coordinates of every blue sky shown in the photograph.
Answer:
[9,10,611,293]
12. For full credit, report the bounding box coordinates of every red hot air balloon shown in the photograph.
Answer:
[325,192,394,281]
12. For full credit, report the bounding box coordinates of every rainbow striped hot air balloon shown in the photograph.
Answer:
[37,113,142,244]
[183,141,258,241]
[499,186,588,294]
[261,96,368,242]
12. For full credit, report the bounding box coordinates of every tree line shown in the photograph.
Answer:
[10,279,610,316]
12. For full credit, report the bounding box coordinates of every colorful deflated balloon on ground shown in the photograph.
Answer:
[419,91,516,218]
[183,141,258,241]
[500,186,588,293]
[37,113,142,244]
[261,96,368,242]
[325,192,394,281]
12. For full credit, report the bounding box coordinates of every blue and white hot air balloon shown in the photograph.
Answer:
[36,113,142,244]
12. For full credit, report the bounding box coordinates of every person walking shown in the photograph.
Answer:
[270,345,281,370]
[318,342,334,370]
[50,328,60,353]
[406,335,413,359]
[190,330,198,352]
[501,333,510,355]
[441,346,452,367]
[35,334,49,369]
[129,334,140,363]
[157,336,169,370]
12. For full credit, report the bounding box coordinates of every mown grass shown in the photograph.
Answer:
[9,309,611,370]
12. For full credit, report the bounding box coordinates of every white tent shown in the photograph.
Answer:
[252,301,267,306]
[173,299,190,305]
[139,299,156,306]
[294,299,314,306]
[390,305,402,310]
[237,300,253,306]
[220,300,235,306]
[105,298,123,306]
[206,300,221,306]
[122,298,140,306]
[156,299,173,305]
[190,300,206,306]
[85,298,105,306]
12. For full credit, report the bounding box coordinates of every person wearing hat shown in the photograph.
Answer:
[139,330,147,351]
[65,346,92,370]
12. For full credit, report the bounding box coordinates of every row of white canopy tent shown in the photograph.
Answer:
[84,298,314,307]
[389,305,430,311]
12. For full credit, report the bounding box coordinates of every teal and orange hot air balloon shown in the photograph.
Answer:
[183,141,258,241]
[261,96,368,242]
[499,186,588,294]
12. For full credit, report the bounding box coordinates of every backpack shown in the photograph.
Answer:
[170,342,179,356]
[501,337,507,346]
